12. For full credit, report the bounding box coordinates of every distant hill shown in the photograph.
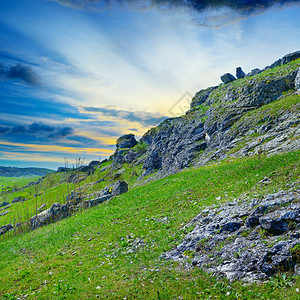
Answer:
[0,166,54,177]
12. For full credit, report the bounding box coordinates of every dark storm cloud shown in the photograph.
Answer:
[0,63,40,86]
[83,106,167,126]
[0,122,75,140]
[51,0,300,14]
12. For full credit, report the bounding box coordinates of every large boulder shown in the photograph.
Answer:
[236,67,245,79]
[30,203,71,229]
[88,159,108,167]
[220,73,236,84]
[116,134,138,149]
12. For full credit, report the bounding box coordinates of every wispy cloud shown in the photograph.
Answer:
[80,105,167,127]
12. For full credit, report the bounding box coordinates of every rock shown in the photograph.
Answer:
[116,134,138,149]
[0,224,13,236]
[259,217,289,235]
[246,68,261,77]
[107,180,128,197]
[88,159,108,167]
[67,173,87,184]
[124,150,139,163]
[113,151,125,164]
[88,161,101,167]
[163,190,300,281]
[30,203,71,229]
[190,86,217,108]
[295,67,300,92]
[268,50,300,69]
[143,150,162,175]
[221,73,236,84]
[81,180,129,208]
[12,196,26,204]
[236,67,245,79]
[111,169,125,180]
[77,165,94,175]
[0,201,9,208]
[221,221,242,233]
[37,204,46,212]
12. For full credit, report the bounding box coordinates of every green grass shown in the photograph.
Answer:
[0,151,299,299]
[0,176,41,190]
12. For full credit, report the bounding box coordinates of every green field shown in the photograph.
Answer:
[0,176,41,190]
[0,151,299,299]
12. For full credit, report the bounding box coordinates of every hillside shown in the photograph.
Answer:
[0,166,54,178]
[0,52,299,299]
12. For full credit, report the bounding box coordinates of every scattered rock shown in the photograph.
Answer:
[12,196,26,204]
[221,73,236,84]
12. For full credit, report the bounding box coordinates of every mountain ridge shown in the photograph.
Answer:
[0,166,54,177]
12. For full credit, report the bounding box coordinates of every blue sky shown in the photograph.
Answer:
[0,0,299,169]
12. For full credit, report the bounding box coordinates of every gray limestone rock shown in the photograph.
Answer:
[162,190,300,282]
[236,67,245,79]
[221,73,236,84]
[295,67,300,92]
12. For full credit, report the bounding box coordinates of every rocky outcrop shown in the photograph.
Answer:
[119,53,300,180]
[163,190,300,282]
[221,73,236,84]
[268,50,300,69]
[190,86,217,108]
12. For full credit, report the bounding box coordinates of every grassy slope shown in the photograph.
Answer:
[0,151,299,299]
[0,161,143,228]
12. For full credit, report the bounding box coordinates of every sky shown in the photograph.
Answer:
[0,0,299,170]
